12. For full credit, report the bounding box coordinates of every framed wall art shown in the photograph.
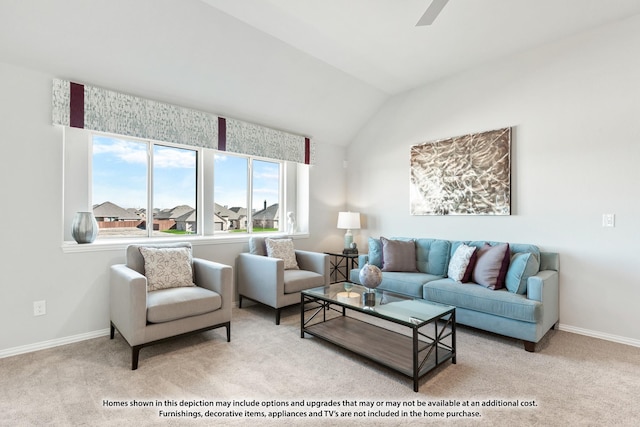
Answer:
[410,127,511,215]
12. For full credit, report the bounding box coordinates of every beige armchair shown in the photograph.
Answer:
[110,242,232,369]
[237,236,329,325]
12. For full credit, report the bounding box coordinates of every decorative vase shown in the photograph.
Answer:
[72,212,98,244]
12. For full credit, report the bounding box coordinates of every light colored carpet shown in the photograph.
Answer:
[1,304,639,426]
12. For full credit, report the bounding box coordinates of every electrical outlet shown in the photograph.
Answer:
[33,300,46,316]
[602,214,615,228]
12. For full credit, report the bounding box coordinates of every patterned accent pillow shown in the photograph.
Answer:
[265,238,299,270]
[138,247,195,292]
[447,244,477,282]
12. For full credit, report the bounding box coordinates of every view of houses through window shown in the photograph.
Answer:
[92,134,282,239]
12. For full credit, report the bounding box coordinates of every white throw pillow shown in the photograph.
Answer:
[447,244,477,282]
[265,238,299,270]
[139,247,195,291]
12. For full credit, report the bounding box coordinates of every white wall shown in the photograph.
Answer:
[347,16,640,345]
[0,61,348,354]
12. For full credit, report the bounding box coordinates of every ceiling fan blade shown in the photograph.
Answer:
[416,0,450,26]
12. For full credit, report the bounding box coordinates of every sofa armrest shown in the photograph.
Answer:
[295,250,329,285]
[109,264,148,346]
[527,270,558,302]
[236,253,284,307]
[193,258,233,313]
[526,269,560,330]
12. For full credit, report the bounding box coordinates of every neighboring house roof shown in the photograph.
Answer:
[175,209,196,223]
[215,203,240,220]
[252,203,279,220]
[155,205,194,220]
[93,201,140,220]
[229,207,247,216]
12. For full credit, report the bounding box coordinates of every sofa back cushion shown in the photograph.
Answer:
[374,237,449,276]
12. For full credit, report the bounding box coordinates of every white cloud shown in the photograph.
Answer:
[154,147,196,168]
[94,138,195,169]
[93,138,147,164]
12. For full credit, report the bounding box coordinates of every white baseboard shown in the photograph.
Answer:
[2,323,638,360]
[558,324,640,348]
[0,328,110,359]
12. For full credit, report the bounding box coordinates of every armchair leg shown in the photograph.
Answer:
[276,308,281,325]
[110,322,115,339]
[238,295,243,308]
[226,321,231,342]
[132,345,142,370]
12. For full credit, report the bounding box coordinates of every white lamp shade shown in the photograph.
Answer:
[337,212,361,230]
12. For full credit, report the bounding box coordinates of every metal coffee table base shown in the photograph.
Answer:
[301,295,456,392]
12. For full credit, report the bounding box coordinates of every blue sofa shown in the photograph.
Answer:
[350,238,559,352]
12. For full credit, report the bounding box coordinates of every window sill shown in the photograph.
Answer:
[61,232,310,253]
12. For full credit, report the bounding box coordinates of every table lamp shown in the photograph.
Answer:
[337,211,360,253]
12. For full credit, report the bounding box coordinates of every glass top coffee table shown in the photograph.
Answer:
[301,282,456,392]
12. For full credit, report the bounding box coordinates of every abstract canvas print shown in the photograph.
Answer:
[410,127,511,215]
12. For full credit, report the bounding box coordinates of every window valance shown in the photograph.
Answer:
[52,79,314,164]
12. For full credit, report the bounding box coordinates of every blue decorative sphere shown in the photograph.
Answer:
[359,263,382,289]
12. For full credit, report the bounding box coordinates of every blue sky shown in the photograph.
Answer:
[92,135,279,211]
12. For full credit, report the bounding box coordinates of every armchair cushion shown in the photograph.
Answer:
[147,286,222,323]
[265,238,299,270]
[139,246,195,291]
[283,269,325,294]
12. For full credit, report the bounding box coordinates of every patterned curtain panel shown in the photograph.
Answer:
[52,79,314,164]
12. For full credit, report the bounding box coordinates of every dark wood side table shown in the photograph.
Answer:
[324,252,359,283]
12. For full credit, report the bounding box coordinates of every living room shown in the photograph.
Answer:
[1,1,639,425]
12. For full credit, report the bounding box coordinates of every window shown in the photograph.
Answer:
[214,154,248,233]
[251,159,281,233]
[213,154,282,234]
[91,134,197,239]
[86,132,288,241]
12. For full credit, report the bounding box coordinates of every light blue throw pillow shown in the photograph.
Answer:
[505,252,540,294]
[368,237,383,268]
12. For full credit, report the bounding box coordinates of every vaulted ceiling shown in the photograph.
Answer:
[2,0,640,146]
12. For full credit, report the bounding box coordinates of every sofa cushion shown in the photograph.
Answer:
[283,269,325,294]
[506,252,540,294]
[376,272,443,298]
[423,279,541,323]
[139,246,195,291]
[472,243,510,290]
[381,237,418,272]
[448,244,477,282]
[147,286,221,323]
[414,238,451,276]
[265,238,299,270]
